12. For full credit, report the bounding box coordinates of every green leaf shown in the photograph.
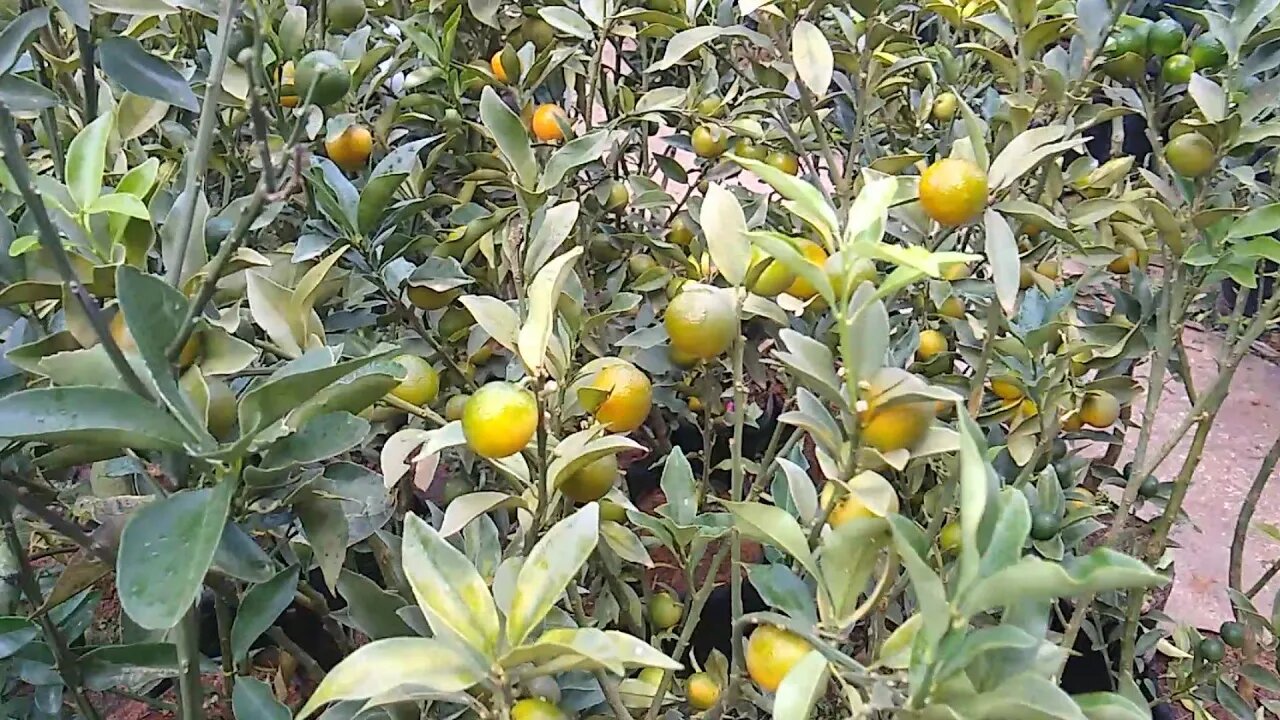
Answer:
[65,112,114,211]
[79,643,180,690]
[601,520,653,567]
[0,386,195,450]
[336,569,413,640]
[296,638,488,719]
[116,266,211,443]
[440,490,524,537]
[402,513,501,658]
[0,9,49,75]
[538,6,593,39]
[647,26,770,72]
[984,210,1020,316]
[958,549,1165,617]
[660,446,697,525]
[213,523,275,583]
[748,563,818,623]
[722,501,822,584]
[506,503,600,647]
[255,412,370,477]
[956,409,993,591]
[480,87,536,188]
[1187,73,1227,123]
[233,676,289,720]
[987,126,1082,192]
[978,489,1031,579]
[1073,692,1151,720]
[1227,202,1280,239]
[458,295,520,353]
[887,515,949,651]
[501,627,681,674]
[538,131,612,192]
[516,246,582,375]
[773,328,844,410]
[230,565,299,665]
[952,674,1085,719]
[118,481,234,629]
[773,650,830,720]
[295,492,347,592]
[733,158,838,244]
[237,348,389,438]
[358,137,441,234]
[0,74,57,110]
[0,617,38,659]
[525,200,580,278]
[99,36,198,111]
[792,21,832,96]
[702,182,749,285]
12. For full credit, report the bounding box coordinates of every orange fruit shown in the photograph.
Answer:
[511,698,567,720]
[1079,390,1121,428]
[561,453,617,503]
[746,248,795,297]
[1164,132,1215,177]
[938,296,965,318]
[745,625,811,693]
[860,401,935,453]
[765,150,799,175]
[532,104,568,142]
[989,376,1023,400]
[1107,247,1139,274]
[490,50,509,82]
[691,125,729,158]
[590,361,652,432]
[784,239,829,299]
[916,329,948,361]
[325,124,373,172]
[389,354,440,406]
[665,285,736,361]
[819,483,898,526]
[932,92,959,121]
[462,382,538,458]
[918,158,988,226]
[279,61,299,107]
[687,672,720,710]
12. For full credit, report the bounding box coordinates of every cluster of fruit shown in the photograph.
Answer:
[1106,16,1227,85]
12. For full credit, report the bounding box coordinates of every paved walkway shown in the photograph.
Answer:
[1134,326,1280,628]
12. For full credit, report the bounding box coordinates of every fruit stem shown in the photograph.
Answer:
[163,0,241,287]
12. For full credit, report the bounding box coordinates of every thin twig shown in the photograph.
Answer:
[75,26,97,119]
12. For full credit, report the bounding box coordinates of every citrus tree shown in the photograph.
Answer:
[1,0,1280,716]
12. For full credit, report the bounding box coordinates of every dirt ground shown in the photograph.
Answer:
[1130,325,1280,630]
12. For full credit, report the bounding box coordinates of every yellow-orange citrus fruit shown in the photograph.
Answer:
[111,312,201,368]
[490,51,508,82]
[325,124,373,172]
[1108,247,1140,274]
[746,248,795,297]
[784,239,829,299]
[941,262,970,281]
[511,698,567,720]
[916,329,948,361]
[746,625,812,693]
[687,672,721,710]
[280,61,299,107]
[1080,390,1121,428]
[462,382,538,458]
[691,124,729,158]
[938,296,965,319]
[860,401,935,453]
[389,354,440,406]
[561,453,618,503]
[444,394,469,421]
[665,285,736,361]
[989,377,1023,400]
[590,361,652,432]
[532,104,568,142]
[939,520,961,553]
[918,158,988,226]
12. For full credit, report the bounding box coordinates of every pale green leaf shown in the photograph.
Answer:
[517,247,583,375]
[506,503,599,647]
[402,513,501,658]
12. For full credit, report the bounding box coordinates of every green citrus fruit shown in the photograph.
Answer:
[1161,53,1195,83]
[1164,132,1215,177]
[444,394,469,421]
[939,521,961,553]
[1138,475,1160,498]
[522,17,557,49]
[649,592,683,629]
[667,212,695,246]
[691,125,728,158]
[1219,621,1246,649]
[1189,34,1227,70]
[604,180,629,213]
[1030,510,1060,541]
[731,137,768,162]
[765,150,799,175]
[561,453,618,503]
[1198,637,1225,663]
[746,248,796,297]
[294,50,351,106]
[932,91,959,121]
[665,284,736,361]
[327,0,366,31]
[1113,24,1149,56]
[1148,18,1186,57]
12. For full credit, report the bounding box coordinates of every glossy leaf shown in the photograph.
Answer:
[517,246,582,375]
[65,113,113,211]
[0,9,49,76]
[458,295,520,352]
[538,131,612,192]
[501,627,680,674]
[230,565,299,665]
[702,182,749,285]
[479,87,536,188]
[984,210,1020,316]
[958,549,1165,617]
[792,21,833,96]
[117,481,234,629]
[0,386,194,450]
[525,201,580,277]
[1074,692,1152,720]
[100,36,198,110]
[296,638,487,719]
[773,650,830,720]
[748,563,818,623]
[213,523,275,583]
[506,503,599,647]
[0,617,37,659]
[233,676,290,720]
[402,513,500,658]
[722,500,822,583]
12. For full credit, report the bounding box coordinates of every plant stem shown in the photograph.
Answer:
[164,0,241,286]
[729,289,747,678]
[1229,431,1280,596]
[2,503,102,720]
[175,602,205,719]
[214,592,237,691]
[0,473,116,566]
[267,627,326,681]
[76,25,97,119]
[566,584,633,719]
[0,108,153,400]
